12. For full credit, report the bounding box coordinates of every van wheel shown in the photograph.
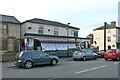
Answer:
[83,57,86,61]
[51,59,57,65]
[24,61,33,69]
[117,57,120,61]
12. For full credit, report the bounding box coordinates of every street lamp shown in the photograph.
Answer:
[67,23,70,57]
[104,22,107,52]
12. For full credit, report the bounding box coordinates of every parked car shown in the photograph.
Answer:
[97,50,105,58]
[72,49,98,61]
[104,49,120,61]
[14,51,59,69]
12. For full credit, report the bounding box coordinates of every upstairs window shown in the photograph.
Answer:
[28,27,32,30]
[108,37,111,42]
[2,24,8,34]
[107,30,111,34]
[71,30,78,37]
[54,27,59,36]
[71,30,75,36]
[48,28,50,31]
[38,25,43,34]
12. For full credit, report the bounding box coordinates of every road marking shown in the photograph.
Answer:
[74,65,107,74]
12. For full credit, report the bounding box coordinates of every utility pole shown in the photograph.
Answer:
[67,23,70,57]
[104,22,107,52]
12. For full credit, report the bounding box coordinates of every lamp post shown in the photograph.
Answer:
[67,23,70,57]
[104,22,107,52]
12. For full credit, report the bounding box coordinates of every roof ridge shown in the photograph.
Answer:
[32,18,67,25]
[23,18,80,30]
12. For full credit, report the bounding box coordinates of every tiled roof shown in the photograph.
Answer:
[0,14,21,24]
[93,24,120,31]
[23,18,80,30]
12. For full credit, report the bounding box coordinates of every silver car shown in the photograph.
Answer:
[72,49,98,61]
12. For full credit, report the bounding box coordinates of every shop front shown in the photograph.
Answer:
[26,36,79,57]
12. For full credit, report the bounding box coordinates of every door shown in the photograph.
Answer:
[31,51,40,65]
[38,51,51,64]
[84,50,91,59]
[87,50,94,59]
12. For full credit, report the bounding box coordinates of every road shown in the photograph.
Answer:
[2,58,119,78]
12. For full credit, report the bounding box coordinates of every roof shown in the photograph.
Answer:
[0,14,21,24]
[93,24,120,31]
[22,18,80,30]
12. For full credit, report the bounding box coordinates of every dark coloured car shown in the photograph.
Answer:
[97,50,105,58]
[72,49,98,61]
[14,51,59,69]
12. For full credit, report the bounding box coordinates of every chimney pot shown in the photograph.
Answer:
[111,21,116,26]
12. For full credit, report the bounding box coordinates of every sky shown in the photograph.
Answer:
[0,0,119,37]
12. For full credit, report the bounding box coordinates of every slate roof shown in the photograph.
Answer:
[93,24,120,31]
[0,14,21,24]
[23,18,80,30]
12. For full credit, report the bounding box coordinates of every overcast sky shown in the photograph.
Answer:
[0,0,119,37]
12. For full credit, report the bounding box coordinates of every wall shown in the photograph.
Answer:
[106,28,116,49]
[22,22,78,37]
[1,23,21,51]
[93,30,104,51]
[8,23,21,38]
[2,53,17,61]
[0,23,2,50]
[93,28,117,51]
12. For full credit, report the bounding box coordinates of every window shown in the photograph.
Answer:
[71,30,75,36]
[28,27,32,29]
[106,49,116,52]
[48,28,50,31]
[108,45,111,49]
[38,51,47,56]
[71,30,78,37]
[14,41,19,51]
[107,30,111,33]
[2,24,8,34]
[2,40,7,50]
[112,45,115,47]
[31,52,39,57]
[108,37,111,42]
[54,27,59,36]
[113,35,116,37]
[38,26,43,34]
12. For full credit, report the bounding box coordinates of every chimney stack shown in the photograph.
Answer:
[111,21,116,26]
